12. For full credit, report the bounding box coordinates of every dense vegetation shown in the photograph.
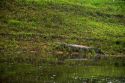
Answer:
[0,0,125,82]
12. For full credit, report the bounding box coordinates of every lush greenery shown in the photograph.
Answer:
[0,0,125,82]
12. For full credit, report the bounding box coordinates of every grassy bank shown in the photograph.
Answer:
[0,0,125,82]
[0,0,125,63]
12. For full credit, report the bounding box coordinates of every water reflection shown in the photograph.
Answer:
[38,65,125,83]
[42,77,125,83]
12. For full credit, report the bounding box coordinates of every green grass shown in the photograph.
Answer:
[1,0,125,56]
[0,0,125,82]
[0,0,125,64]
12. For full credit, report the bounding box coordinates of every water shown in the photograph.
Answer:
[36,64,125,83]
[1,58,125,83]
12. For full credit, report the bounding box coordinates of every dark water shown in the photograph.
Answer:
[1,58,125,83]
[42,78,125,83]
[36,64,125,83]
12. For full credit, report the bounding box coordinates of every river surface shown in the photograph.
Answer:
[36,64,125,83]
[1,58,125,83]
